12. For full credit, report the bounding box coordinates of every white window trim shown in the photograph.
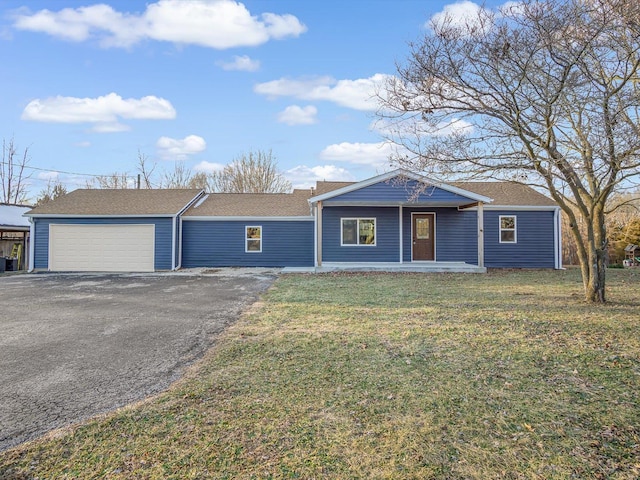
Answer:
[340,217,377,247]
[499,215,517,244]
[245,225,262,253]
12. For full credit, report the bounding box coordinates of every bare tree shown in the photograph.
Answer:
[136,150,156,189]
[209,150,291,193]
[1,137,31,204]
[35,179,68,206]
[187,171,215,191]
[85,172,133,189]
[83,149,290,193]
[605,192,640,263]
[379,0,640,302]
[159,162,195,189]
[561,192,640,265]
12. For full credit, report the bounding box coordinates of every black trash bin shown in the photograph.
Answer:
[4,258,17,271]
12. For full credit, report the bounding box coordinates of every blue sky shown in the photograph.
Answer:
[1,0,504,198]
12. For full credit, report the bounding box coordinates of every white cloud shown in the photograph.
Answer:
[428,1,484,31]
[193,160,225,173]
[21,93,176,132]
[13,1,306,49]
[277,105,317,125]
[432,118,474,136]
[156,134,207,160]
[217,54,260,71]
[285,164,355,189]
[91,122,131,133]
[428,1,521,34]
[319,142,396,168]
[254,74,390,111]
[37,171,59,181]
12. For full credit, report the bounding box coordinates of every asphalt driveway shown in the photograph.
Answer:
[0,271,276,452]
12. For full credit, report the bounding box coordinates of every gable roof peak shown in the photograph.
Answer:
[309,168,493,204]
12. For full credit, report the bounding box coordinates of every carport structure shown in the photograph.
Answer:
[25,189,204,272]
[0,203,31,271]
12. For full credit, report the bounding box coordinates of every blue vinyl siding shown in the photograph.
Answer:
[322,206,399,262]
[402,208,478,263]
[33,217,174,270]
[484,210,556,268]
[181,220,314,267]
[327,180,477,204]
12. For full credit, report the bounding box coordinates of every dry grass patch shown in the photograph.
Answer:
[1,268,639,479]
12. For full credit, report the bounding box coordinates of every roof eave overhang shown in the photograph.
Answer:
[322,200,489,208]
[25,214,177,218]
[0,226,30,231]
[464,205,560,211]
[183,215,314,221]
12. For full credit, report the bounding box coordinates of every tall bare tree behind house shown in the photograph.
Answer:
[1,137,31,204]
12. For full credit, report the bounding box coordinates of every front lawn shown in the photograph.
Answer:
[1,268,639,479]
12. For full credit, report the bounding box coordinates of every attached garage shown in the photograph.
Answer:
[49,224,155,272]
[25,189,204,273]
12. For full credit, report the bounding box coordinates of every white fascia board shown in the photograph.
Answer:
[25,214,176,218]
[173,190,206,216]
[324,201,478,207]
[182,216,314,221]
[463,205,560,211]
[308,168,492,204]
[0,226,30,231]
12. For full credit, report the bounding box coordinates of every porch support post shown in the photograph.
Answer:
[316,201,323,267]
[477,201,484,268]
[399,205,403,263]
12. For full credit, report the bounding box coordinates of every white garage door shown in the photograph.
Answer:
[49,224,155,272]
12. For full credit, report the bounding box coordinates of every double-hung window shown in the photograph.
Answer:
[341,218,376,246]
[246,226,262,252]
[499,216,517,243]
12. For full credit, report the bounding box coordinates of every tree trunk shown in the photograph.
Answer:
[586,246,607,303]
[575,212,607,303]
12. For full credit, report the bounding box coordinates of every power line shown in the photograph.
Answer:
[0,160,127,178]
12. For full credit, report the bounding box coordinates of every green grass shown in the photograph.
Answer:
[2,268,640,479]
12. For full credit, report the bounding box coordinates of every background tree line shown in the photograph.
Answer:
[562,194,640,266]
[1,145,291,206]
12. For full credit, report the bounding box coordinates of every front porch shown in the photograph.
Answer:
[283,261,486,274]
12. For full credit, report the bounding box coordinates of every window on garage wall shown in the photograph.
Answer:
[246,226,262,252]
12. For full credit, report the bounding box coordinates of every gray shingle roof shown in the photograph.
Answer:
[24,177,555,219]
[449,182,556,207]
[183,189,312,217]
[26,189,204,216]
[313,181,356,196]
